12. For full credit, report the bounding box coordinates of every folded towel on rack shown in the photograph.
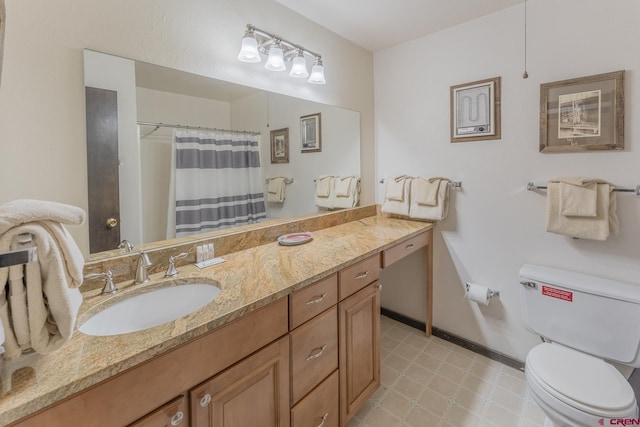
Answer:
[333,178,361,209]
[546,180,618,240]
[0,222,84,360]
[552,177,612,217]
[315,176,336,209]
[335,176,355,197]
[409,177,450,221]
[385,175,409,201]
[315,175,333,197]
[267,177,286,203]
[413,177,448,206]
[381,177,411,216]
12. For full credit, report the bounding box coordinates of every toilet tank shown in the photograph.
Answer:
[520,264,640,367]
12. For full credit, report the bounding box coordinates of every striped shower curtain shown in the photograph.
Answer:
[173,129,266,237]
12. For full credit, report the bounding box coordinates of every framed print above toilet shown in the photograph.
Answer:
[539,70,624,153]
[300,113,322,153]
[270,127,289,164]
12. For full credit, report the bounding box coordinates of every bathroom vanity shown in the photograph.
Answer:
[1,211,433,427]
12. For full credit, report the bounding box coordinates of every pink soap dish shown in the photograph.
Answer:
[277,232,313,246]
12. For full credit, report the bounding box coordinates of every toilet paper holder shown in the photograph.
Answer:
[465,283,500,299]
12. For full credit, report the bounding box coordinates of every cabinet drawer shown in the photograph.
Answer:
[291,370,339,427]
[289,274,338,330]
[128,395,187,427]
[290,306,338,404]
[382,231,429,268]
[338,254,380,300]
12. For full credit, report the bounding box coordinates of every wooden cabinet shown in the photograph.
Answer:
[190,336,290,427]
[128,395,188,427]
[290,371,339,427]
[338,282,380,426]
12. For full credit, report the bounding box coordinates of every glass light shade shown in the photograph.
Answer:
[264,47,286,71]
[289,55,309,78]
[237,36,261,63]
[308,63,326,84]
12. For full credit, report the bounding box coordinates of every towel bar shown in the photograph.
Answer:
[527,182,640,195]
[265,177,294,185]
[379,178,462,189]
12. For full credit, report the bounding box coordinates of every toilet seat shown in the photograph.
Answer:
[526,343,636,417]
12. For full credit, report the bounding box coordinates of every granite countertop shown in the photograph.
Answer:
[0,215,433,425]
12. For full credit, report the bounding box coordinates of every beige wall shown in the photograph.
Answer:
[0,0,374,255]
[375,0,640,361]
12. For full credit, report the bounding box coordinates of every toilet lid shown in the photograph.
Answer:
[527,343,636,413]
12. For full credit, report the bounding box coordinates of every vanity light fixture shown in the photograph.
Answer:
[237,24,326,84]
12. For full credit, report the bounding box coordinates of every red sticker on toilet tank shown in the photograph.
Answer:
[541,285,573,302]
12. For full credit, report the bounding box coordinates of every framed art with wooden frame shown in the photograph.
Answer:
[540,70,624,153]
[450,76,501,142]
[270,127,289,164]
[300,113,322,153]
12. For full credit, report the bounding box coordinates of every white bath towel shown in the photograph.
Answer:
[0,223,83,360]
[553,177,611,217]
[381,177,411,216]
[267,177,286,203]
[413,177,448,206]
[315,176,336,209]
[546,181,618,240]
[409,177,450,221]
[333,178,361,209]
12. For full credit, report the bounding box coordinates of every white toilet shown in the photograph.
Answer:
[520,264,640,427]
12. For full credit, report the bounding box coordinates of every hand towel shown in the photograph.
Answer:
[315,176,336,209]
[315,175,333,197]
[333,178,361,209]
[0,222,83,360]
[550,177,611,217]
[267,177,286,203]
[413,177,448,206]
[335,176,354,197]
[0,199,85,235]
[381,177,411,216]
[546,181,616,240]
[385,175,408,201]
[409,177,450,220]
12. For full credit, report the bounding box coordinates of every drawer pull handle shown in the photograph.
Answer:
[170,411,184,426]
[306,344,328,361]
[306,293,327,305]
[405,243,414,250]
[355,271,369,280]
[315,413,329,427]
[200,393,212,407]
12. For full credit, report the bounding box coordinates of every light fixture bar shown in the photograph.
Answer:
[246,24,322,63]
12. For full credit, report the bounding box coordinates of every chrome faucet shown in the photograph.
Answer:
[118,239,134,253]
[84,270,118,295]
[165,253,188,277]
[135,251,153,284]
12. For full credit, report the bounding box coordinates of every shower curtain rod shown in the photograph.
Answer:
[137,121,261,136]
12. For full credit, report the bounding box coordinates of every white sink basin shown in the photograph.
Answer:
[79,283,221,336]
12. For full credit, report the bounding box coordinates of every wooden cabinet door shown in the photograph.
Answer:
[191,336,290,427]
[339,282,380,426]
[128,395,188,427]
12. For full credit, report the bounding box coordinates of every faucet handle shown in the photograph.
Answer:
[165,252,188,277]
[84,271,118,295]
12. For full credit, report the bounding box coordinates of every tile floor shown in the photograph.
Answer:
[346,316,547,427]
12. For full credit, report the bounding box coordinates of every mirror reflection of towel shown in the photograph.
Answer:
[267,177,286,203]
[315,175,333,197]
[335,176,354,197]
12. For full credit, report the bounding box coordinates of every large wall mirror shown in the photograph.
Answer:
[84,50,361,260]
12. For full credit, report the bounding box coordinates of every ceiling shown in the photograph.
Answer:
[275,0,523,52]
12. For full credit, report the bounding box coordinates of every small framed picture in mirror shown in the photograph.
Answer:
[300,113,322,153]
[270,127,289,164]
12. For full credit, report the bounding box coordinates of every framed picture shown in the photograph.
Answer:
[300,113,322,153]
[450,76,501,142]
[540,70,624,153]
[270,127,289,164]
